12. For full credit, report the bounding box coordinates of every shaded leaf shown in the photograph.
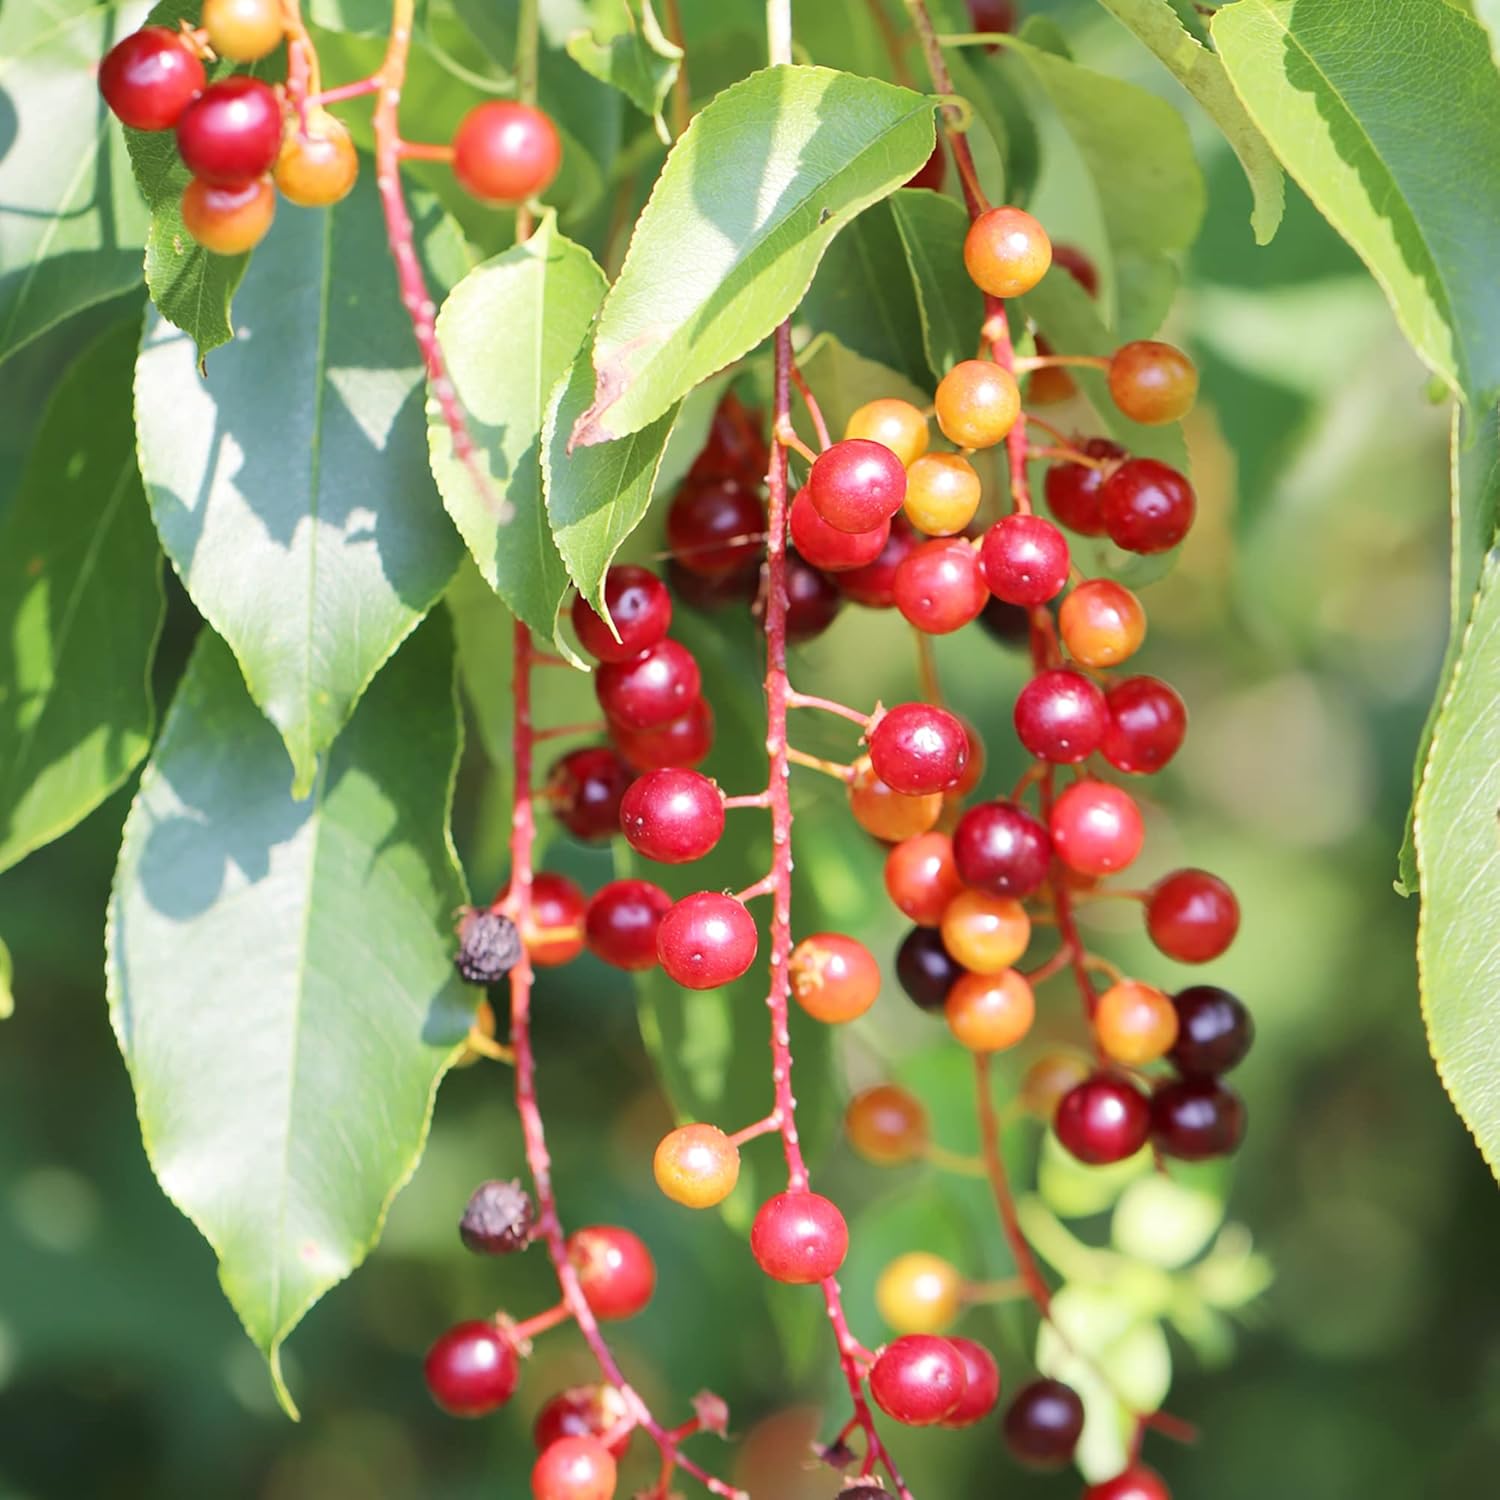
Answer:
[0,321,163,874]
[107,616,472,1412]
[566,0,682,142]
[795,332,932,441]
[887,188,984,382]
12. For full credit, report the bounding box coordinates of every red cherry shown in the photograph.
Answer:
[595,640,701,730]
[566,1226,656,1320]
[966,0,1017,45]
[884,831,965,925]
[1101,676,1186,774]
[1051,242,1100,297]
[656,892,758,988]
[667,479,765,577]
[99,26,206,131]
[532,1435,617,1500]
[1049,780,1144,876]
[1146,869,1239,962]
[1013,668,1108,764]
[789,488,889,572]
[789,932,881,1023]
[507,872,587,968]
[610,696,713,771]
[750,1191,848,1283]
[1100,458,1196,554]
[619,768,725,863]
[1043,439,1125,537]
[424,1320,519,1416]
[783,552,842,642]
[906,141,947,190]
[1054,1074,1151,1164]
[453,101,561,202]
[545,746,634,842]
[809,439,908,534]
[584,880,671,970]
[176,76,283,185]
[571,567,672,663]
[534,1385,632,1461]
[952,801,1052,897]
[942,1338,1001,1427]
[869,1335,967,1425]
[1169,985,1254,1076]
[893,539,987,634]
[981,514,1070,606]
[1084,1465,1171,1500]
[667,558,760,613]
[896,926,963,1011]
[869,703,970,794]
[1003,1378,1085,1468]
[835,514,919,606]
[1151,1077,1246,1161]
[688,391,768,485]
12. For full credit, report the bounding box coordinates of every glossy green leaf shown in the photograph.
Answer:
[1474,0,1500,66]
[888,188,984,383]
[1214,0,1500,411]
[135,171,465,798]
[1095,0,1284,243]
[572,65,936,445]
[0,1,153,364]
[566,0,682,142]
[428,215,603,644]
[1415,540,1500,1181]
[0,321,163,874]
[107,616,472,1412]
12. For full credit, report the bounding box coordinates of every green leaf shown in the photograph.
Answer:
[107,615,472,1412]
[0,933,13,1021]
[428,215,604,644]
[1094,0,1284,244]
[572,65,936,445]
[1398,405,1500,894]
[0,2,153,364]
[543,333,680,616]
[795,332,933,443]
[943,39,1042,207]
[566,0,683,142]
[135,170,465,799]
[0,321,163,874]
[1213,0,1500,411]
[887,188,985,383]
[1474,0,1500,66]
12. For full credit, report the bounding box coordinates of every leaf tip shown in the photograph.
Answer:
[267,1343,302,1421]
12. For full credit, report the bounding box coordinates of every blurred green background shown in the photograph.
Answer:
[4,3,1500,1498]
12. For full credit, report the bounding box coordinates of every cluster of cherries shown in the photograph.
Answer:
[99,3,562,255]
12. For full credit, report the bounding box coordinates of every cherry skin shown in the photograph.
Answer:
[934,360,1021,448]
[1014,668,1108,764]
[789,932,882,1023]
[941,888,1031,974]
[1003,1378,1085,1468]
[594,640,701,730]
[656,892,758,989]
[584,879,671,970]
[566,1226,656,1320]
[869,702,970,795]
[966,0,1018,45]
[876,1252,964,1333]
[667,479,765,577]
[895,926,963,1012]
[1169,985,1254,1076]
[981,595,1033,647]
[275,118,359,207]
[893,538,988,634]
[1050,779,1144,876]
[572,566,672,663]
[534,1385,632,1461]
[1108,340,1198,426]
[1101,458,1196,554]
[750,1191,849,1283]
[963,205,1052,298]
[180,177,275,255]
[619,768,724,863]
[783,553,843,642]
[611,695,713,771]
[952,801,1052,897]
[515,872,587,967]
[981,514,1071,606]
[1151,1077,1246,1160]
[905,140,948,192]
[1051,242,1100,297]
[845,398,930,468]
[545,745,634,843]
[1026,335,1078,406]
[847,757,943,842]
[453,101,562,202]
[1020,1051,1093,1118]
[99,26,206,131]
[666,557,759,613]
[809,438,908,533]
[1084,1465,1172,1500]
[835,514,918,606]
[789,488,889,572]
[869,1335,968,1425]
[176,77,284,185]
[845,1084,929,1165]
[424,1320,519,1416]
[1059,579,1147,668]
[1094,980,1179,1066]
[1147,869,1239,962]
[654,1123,740,1208]
[943,1338,1002,1428]
[1054,1073,1151,1165]
[688,390,767,484]
[201,0,284,62]
[1044,439,1126,536]
[1102,675,1186,774]
[945,969,1035,1052]
[532,1435,617,1500]
[885,831,965,925]
[904,453,982,537]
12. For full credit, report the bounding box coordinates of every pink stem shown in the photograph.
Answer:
[308,76,383,107]
[785,689,872,728]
